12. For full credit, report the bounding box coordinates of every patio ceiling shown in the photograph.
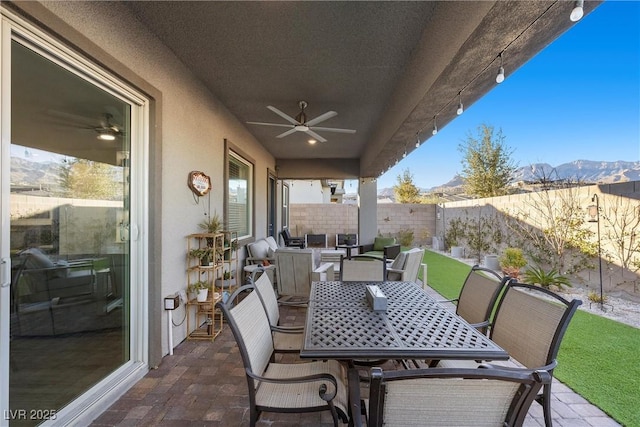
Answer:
[127,1,600,179]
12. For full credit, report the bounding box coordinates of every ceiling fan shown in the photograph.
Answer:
[47,110,124,141]
[247,100,356,143]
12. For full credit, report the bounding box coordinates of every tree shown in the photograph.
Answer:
[600,195,640,273]
[458,124,517,197]
[504,183,597,275]
[393,168,421,203]
[58,158,122,200]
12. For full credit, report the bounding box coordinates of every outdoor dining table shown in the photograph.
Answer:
[300,280,509,361]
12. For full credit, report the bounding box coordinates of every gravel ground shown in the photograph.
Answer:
[558,286,640,329]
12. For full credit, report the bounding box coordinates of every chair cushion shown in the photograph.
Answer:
[248,239,270,260]
[265,236,279,251]
[373,237,396,251]
[22,248,55,270]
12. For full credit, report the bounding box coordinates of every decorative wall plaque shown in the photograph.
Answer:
[188,171,212,196]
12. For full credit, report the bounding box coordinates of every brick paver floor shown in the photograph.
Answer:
[91,288,620,426]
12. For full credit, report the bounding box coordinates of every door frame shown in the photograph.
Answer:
[0,7,151,425]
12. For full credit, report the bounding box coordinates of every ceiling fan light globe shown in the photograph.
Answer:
[98,133,116,141]
[294,125,309,132]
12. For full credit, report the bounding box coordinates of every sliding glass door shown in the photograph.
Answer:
[1,11,148,426]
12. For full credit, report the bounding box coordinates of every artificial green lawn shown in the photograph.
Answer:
[420,249,640,426]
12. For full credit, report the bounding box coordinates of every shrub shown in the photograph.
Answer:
[523,265,571,289]
[588,291,608,304]
[397,228,414,247]
[499,247,527,278]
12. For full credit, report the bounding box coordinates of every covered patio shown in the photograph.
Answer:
[1,1,615,425]
[90,285,619,427]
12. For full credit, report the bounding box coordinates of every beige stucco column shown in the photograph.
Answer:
[358,178,377,245]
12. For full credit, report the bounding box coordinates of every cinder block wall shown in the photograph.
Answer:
[290,203,435,247]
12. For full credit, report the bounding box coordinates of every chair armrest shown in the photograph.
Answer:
[312,263,334,281]
[383,244,401,260]
[348,368,364,427]
[436,297,459,305]
[278,299,309,307]
[245,369,339,401]
[360,243,374,252]
[271,325,305,334]
[245,256,275,266]
[468,320,490,330]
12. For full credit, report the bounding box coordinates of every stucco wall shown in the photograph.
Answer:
[435,182,640,298]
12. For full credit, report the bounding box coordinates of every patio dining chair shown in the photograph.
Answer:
[340,255,387,282]
[251,268,304,353]
[216,285,351,426]
[348,366,550,427]
[439,265,510,334]
[437,281,582,427]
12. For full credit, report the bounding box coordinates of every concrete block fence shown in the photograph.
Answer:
[289,203,436,248]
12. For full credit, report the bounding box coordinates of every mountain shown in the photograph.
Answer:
[512,160,640,183]
[378,160,640,196]
[11,157,62,187]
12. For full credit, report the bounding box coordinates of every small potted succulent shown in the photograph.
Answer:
[344,233,356,246]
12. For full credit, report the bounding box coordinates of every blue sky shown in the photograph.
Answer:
[376,0,640,190]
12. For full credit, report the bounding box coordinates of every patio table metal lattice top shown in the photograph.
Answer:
[301,281,509,361]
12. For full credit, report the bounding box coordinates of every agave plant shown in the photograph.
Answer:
[522,265,571,289]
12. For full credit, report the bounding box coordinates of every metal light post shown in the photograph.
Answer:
[587,194,604,311]
[476,204,482,264]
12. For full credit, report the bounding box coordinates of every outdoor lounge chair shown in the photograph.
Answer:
[216,285,350,426]
[348,366,550,427]
[251,268,304,353]
[340,255,386,282]
[274,248,334,297]
[437,281,582,427]
[245,236,279,266]
[281,228,305,248]
[386,248,424,282]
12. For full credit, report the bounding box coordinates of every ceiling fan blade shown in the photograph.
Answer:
[247,121,293,128]
[305,129,327,143]
[310,126,356,134]
[46,109,98,126]
[306,111,337,127]
[276,128,298,139]
[267,105,299,125]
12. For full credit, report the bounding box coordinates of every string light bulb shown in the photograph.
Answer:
[402,150,407,158]
[432,116,438,135]
[456,92,464,115]
[496,53,505,84]
[570,0,584,22]
[415,134,421,148]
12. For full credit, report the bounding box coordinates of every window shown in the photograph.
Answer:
[227,149,253,240]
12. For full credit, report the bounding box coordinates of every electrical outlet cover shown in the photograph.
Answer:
[179,290,188,303]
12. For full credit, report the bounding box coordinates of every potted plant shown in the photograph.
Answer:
[343,233,356,246]
[189,247,215,266]
[189,280,210,302]
[224,237,238,260]
[199,211,222,234]
[215,271,235,289]
[499,247,527,279]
